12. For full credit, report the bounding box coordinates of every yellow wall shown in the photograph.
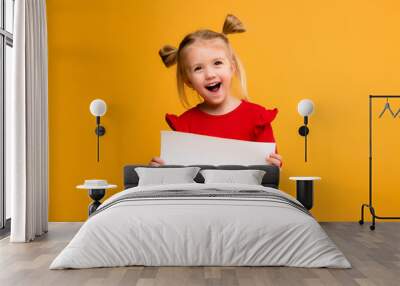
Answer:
[47,0,400,221]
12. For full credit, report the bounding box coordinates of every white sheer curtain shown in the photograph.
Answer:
[8,0,48,242]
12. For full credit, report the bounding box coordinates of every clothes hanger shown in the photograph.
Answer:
[393,107,400,118]
[378,98,395,118]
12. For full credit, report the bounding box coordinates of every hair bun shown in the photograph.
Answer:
[222,14,246,35]
[159,45,178,67]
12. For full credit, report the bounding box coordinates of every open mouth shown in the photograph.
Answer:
[205,82,222,92]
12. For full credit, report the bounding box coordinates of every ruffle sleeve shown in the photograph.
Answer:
[254,107,281,166]
[165,113,188,132]
[254,108,278,142]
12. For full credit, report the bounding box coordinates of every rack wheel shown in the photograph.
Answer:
[359,220,364,225]
[370,225,375,231]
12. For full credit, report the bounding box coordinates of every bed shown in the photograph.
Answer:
[50,165,351,269]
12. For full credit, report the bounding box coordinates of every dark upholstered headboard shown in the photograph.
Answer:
[124,165,280,189]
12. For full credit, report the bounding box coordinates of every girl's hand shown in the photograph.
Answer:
[266,153,282,168]
[149,157,165,167]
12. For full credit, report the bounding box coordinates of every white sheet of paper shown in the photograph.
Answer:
[160,131,276,165]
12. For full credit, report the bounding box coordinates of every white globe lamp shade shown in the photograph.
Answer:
[297,99,314,117]
[90,99,107,117]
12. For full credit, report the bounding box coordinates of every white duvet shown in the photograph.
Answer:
[50,183,351,269]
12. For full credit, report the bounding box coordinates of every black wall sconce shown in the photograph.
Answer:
[297,99,314,162]
[89,99,107,162]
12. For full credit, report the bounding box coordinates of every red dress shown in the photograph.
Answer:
[165,100,278,143]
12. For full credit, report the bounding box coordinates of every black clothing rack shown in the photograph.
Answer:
[359,95,400,230]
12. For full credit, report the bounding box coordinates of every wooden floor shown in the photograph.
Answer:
[0,222,399,286]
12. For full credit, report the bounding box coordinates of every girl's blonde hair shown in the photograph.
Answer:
[159,14,248,108]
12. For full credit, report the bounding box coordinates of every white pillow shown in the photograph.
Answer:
[135,167,200,186]
[200,169,266,185]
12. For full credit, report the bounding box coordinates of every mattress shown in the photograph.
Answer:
[50,183,351,269]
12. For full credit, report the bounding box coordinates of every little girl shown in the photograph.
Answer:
[151,14,282,167]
